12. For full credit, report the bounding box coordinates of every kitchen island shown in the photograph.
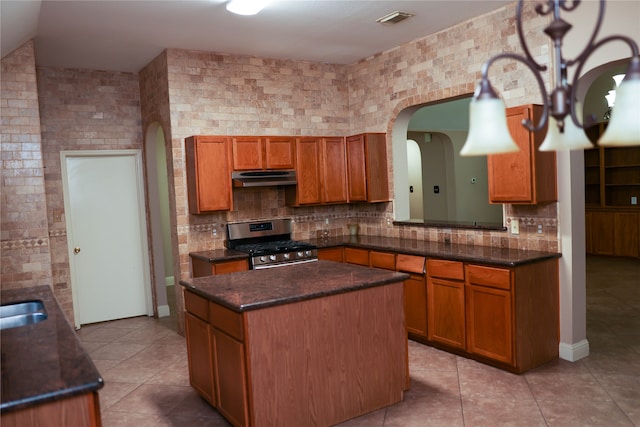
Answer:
[179,260,410,427]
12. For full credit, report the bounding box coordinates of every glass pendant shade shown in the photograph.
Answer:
[540,104,593,151]
[460,97,519,156]
[226,0,270,15]
[599,78,640,147]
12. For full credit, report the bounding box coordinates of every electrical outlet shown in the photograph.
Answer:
[538,225,543,234]
[510,219,520,235]
[632,196,638,205]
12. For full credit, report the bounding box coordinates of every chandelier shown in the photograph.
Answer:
[461,0,640,156]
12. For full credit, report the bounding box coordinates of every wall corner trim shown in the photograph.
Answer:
[559,339,590,362]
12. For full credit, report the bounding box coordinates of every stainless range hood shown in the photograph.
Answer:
[232,170,297,188]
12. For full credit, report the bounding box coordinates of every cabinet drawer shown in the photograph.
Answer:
[466,265,511,290]
[427,259,464,280]
[318,247,344,262]
[344,247,370,266]
[370,251,395,270]
[211,302,244,341]
[185,290,209,322]
[396,254,426,274]
[213,259,249,275]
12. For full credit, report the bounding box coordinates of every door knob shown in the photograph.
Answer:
[74,247,81,254]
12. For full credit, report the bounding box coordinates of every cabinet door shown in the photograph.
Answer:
[185,313,215,405]
[487,105,556,204]
[364,133,390,203]
[346,135,367,202]
[465,284,513,365]
[295,137,322,205]
[427,277,465,349]
[614,212,639,258]
[265,137,295,169]
[212,329,249,427]
[403,273,428,339]
[232,136,263,170]
[186,136,232,213]
[321,137,348,203]
[591,211,615,255]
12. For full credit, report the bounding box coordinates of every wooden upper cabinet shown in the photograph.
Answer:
[232,136,295,170]
[232,136,263,170]
[265,137,295,169]
[290,137,322,205]
[321,137,348,203]
[346,133,390,203]
[287,136,347,206]
[186,136,233,213]
[487,105,557,204]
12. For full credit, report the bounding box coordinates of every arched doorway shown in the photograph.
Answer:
[145,123,173,317]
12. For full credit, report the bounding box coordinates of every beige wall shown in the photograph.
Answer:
[0,41,52,295]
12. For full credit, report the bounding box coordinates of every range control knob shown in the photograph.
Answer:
[283,253,290,260]
[305,250,312,256]
[259,256,267,263]
[269,254,277,261]
[297,251,304,258]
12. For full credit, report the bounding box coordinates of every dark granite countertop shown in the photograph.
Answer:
[0,285,104,414]
[308,235,561,267]
[179,260,409,313]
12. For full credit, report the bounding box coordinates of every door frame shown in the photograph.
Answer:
[61,149,153,328]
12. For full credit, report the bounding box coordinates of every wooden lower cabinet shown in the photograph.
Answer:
[191,257,249,278]
[212,329,249,427]
[427,260,465,349]
[317,246,344,262]
[614,212,639,258]
[586,209,640,258]
[185,312,215,404]
[397,254,427,341]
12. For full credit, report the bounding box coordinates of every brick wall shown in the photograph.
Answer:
[36,66,142,321]
[0,41,53,292]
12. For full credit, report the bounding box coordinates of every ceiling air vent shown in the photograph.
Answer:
[376,11,414,25]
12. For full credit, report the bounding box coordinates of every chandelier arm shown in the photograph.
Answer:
[568,34,640,128]
[482,53,550,132]
[516,0,547,72]
[565,0,606,67]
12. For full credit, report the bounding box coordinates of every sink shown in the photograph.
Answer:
[0,300,48,330]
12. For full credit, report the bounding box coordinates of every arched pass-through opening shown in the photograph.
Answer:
[145,123,173,317]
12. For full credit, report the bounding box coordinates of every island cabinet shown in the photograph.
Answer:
[231,136,295,170]
[1,393,102,427]
[487,104,557,204]
[396,254,428,341]
[186,136,233,213]
[181,261,408,427]
[426,259,465,350]
[285,136,348,206]
[346,133,390,203]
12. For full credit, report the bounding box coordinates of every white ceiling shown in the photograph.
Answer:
[1,0,511,73]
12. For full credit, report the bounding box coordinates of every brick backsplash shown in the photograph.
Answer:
[2,3,561,327]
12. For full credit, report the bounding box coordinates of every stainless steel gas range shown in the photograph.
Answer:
[226,219,317,269]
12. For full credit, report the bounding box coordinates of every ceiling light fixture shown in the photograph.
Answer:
[460,0,640,156]
[376,11,414,25]
[226,0,270,16]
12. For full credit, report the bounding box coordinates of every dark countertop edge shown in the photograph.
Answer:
[394,220,508,231]
[310,237,561,267]
[0,285,104,414]
[179,271,410,313]
[0,380,104,414]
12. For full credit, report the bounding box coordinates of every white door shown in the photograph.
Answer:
[62,150,152,328]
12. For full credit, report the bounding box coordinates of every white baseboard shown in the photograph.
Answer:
[559,339,590,362]
[157,304,171,318]
[165,276,174,287]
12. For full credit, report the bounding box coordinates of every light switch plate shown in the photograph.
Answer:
[511,219,520,235]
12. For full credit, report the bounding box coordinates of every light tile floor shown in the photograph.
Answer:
[79,255,639,426]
